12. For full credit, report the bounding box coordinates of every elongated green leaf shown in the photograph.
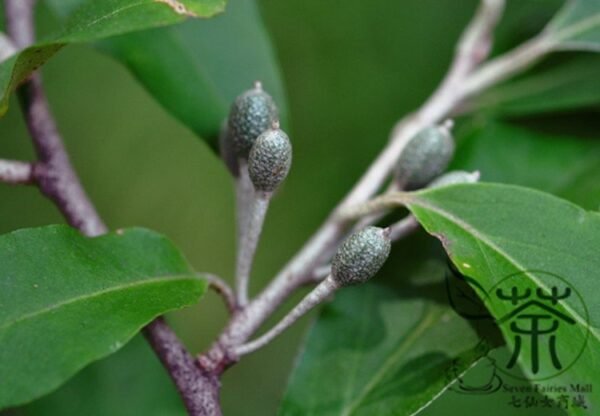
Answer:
[452,122,600,210]
[405,184,600,411]
[0,225,205,409]
[473,56,600,116]
[0,0,225,117]
[46,0,287,150]
[545,0,600,51]
[21,335,186,416]
[280,285,487,416]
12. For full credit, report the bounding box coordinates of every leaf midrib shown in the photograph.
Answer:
[66,2,150,36]
[0,274,196,332]
[340,305,441,416]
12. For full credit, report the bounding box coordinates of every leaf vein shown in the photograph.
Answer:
[410,198,599,341]
[0,274,196,332]
[340,306,440,416]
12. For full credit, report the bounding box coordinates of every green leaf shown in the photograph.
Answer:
[473,56,600,116]
[21,335,186,416]
[0,225,205,409]
[47,0,288,150]
[0,0,225,117]
[280,285,488,416]
[405,183,600,410]
[419,347,569,416]
[452,122,600,210]
[545,0,600,51]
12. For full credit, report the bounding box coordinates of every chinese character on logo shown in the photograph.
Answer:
[496,286,575,374]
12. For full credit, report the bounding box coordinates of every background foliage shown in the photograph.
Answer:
[0,0,598,414]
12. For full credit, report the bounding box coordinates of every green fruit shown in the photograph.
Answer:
[248,126,292,193]
[395,125,455,190]
[228,82,278,159]
[331,226,391,286]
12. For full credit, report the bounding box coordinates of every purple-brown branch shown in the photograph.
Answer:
[4,1,218,414]
[5,0,104,236]
[19,76,107,236]
[203,273,238,314]
[4,0,35,49]
[144,319,222,416]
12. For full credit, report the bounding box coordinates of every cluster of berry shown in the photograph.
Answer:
[219,82,477,356]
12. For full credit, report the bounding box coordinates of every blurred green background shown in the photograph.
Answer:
[1,0,598,414]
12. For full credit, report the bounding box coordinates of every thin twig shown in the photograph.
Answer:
[234,276,339,357]
[461,35,554,100]
[17,75,107,236]
[232,163,252,305]
[338,192,412,220]
[444,0,505,86]
[4,0,35,49]
[350,180,399,233]
[389,216,420,242]
[234,161,252,250]
[0,32,17,62]
[0,159,34,184]
[309,264,331,283]
[4,2,217,414]
[203,273,237,314]
[235,191,270,306]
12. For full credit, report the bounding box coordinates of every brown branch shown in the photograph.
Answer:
[4,0,35,49]
[144,319,222,416]
[4,1,218,414]
[5,0,104,236]
[203,273,237,314]
[18,76,107,236]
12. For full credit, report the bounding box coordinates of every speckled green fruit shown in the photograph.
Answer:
[331,226,391,286]
[395,125,455,190]
[228,83,278,159]
[248,128,292,192]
